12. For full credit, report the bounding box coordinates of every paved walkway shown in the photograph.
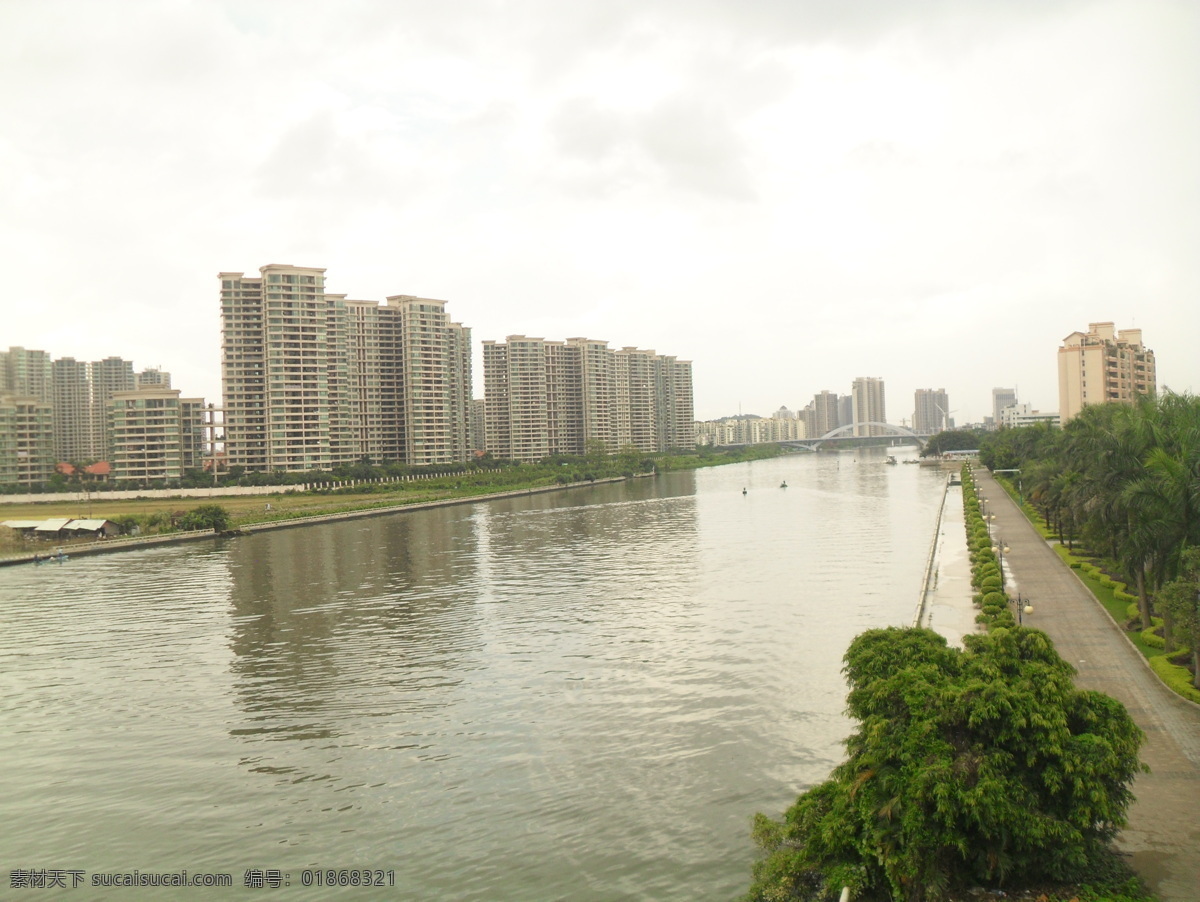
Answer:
[973,468,1200,901]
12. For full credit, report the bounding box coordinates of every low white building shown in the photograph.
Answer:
[999,403,1060,429]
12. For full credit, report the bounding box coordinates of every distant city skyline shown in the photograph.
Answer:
[3,2,1196,423]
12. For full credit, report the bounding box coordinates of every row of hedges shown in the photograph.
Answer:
[961,466,1021,632]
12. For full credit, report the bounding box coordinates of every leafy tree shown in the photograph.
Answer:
[1157,548,1200,688]
[920,430,984,458]
[178,504,232,532]
[746,627,1144,902]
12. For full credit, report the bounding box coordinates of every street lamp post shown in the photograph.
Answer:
[991,539,1011,590]
[1016,592,1034,625]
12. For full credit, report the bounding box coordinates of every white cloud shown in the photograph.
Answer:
[0,0,1195,423]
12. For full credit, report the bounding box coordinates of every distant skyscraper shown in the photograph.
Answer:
[913,389,949,435]
[851,377,887,436]
[1057,322,1156,423]
[992,388,1017,428]
[838,394,853,431]
[811,390,841,438]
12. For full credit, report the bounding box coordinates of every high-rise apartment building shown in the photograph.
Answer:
[137,368,171,389]
[391,295,472,467]
[654,354,695,451]
[851,377,887,436]
[108,388,194,482]
[220,265,332,472]
[51,357,95,461]
[913,388,949,435]
[0,395,54,486]
[615,347,657,453]
[89,357,136,461]
[1,347,56,484]
[220,265,473,472]
[1058,322,1155,423]
[483,336,694,462]
[0,347,52,402]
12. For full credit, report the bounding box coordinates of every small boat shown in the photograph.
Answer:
[780,481,788,488]
[885,456,897,465]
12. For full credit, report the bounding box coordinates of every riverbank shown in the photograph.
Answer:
[914,477,979,646]
[0,476,628,566]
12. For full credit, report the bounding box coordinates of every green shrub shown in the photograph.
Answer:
[1148,655,1200,704]
[178,504,232,532]
[1070,560,1083,569]
[982,591,1008,608]
[1140,628,1165,649]
[1115,590,1136,604]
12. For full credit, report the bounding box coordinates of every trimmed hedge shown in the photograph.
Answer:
[1149,655,1200,704]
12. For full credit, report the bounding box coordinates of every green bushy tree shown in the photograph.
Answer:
[178,504,232,533]
[746,627,1144,902]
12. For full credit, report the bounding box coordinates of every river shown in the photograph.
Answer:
[0,449,946,900]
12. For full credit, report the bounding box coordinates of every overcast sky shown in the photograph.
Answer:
[2,0,1196,424]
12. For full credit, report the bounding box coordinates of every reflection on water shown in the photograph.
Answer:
[0,451,944,899]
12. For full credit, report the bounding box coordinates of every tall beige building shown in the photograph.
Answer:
[851,377,887,436]
[391,295,472,467]
[220,265,473,472]
[654,354,695,451]
[913,388,949,435]
[483,336,693,462]
[1058,322,1156,423]
[220,265,333,472]
[615,347,657,452]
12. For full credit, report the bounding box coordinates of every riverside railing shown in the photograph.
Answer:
[912,473,953,628]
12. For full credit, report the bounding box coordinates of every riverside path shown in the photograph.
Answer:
[972,468,1200,901]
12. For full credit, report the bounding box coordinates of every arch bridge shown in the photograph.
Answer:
[780,422,926,452]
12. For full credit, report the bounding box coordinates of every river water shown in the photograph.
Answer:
[0,450,946,900]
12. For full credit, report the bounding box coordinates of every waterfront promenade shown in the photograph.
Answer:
[973,468,1200,901]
